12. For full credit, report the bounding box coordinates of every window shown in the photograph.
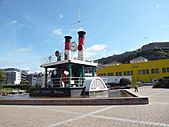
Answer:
[167,67,169,72]
[126,71,133,75]
[151,68,159,74]
[142,70,145,74]
[119,72,122,76]
[155,68,159,74]
[145,69,149,74]
[162,68,166,73]
[116,72,118,76]
[151,69,155,74]
[108,73,113,76]
[127,71,131,75]
[103,73,106,76]
[139,70,142,75]
[124,71,127,76]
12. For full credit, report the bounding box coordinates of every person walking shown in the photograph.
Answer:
[134,84,138,92]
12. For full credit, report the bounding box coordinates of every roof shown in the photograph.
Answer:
[40,59,98,68]
[130,56,148,61]
[3,68,20,72]
[105,61,121,66]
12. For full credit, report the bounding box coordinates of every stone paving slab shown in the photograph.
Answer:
[0,87,169,127]
[0,105,81,127]
[56,116,167,127]
[38,105,107,114]
[53,116,147,127]
[95,104,169,125]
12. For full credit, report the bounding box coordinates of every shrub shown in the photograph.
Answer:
[153,78,169,88]
[0,84,4,89]
[3,84,31,91]
[20,80,30,84]
[119,78,131,86]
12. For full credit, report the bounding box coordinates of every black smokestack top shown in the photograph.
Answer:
[64,36,72,50]
[78,31,86,38]
[64,36,72,42]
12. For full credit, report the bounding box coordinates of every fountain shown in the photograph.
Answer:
[0,31,148,105]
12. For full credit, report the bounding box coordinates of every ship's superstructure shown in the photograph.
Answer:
[30,31,108,97]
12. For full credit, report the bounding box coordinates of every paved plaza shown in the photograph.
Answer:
[0,86,169,127]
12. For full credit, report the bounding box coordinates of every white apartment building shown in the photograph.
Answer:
[4,68,21,84]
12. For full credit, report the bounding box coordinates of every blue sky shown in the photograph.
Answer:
[0,0,169,72]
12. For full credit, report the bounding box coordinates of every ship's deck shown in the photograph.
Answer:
[40,59,98,68]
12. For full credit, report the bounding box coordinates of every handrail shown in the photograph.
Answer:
[48,77,85,88]
[41,55,98,64]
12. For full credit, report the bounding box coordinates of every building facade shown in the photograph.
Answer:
[21,70,29,81]
[130,56,148,63]
[100,76,132,84]
[97,59,169,83]
[3,68,21,84]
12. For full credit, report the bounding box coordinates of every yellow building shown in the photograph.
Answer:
[96,59,169,83]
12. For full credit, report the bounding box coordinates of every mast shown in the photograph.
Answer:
[71,2,88,31]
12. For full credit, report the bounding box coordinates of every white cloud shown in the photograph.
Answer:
[59,14,64,19]
[0,59,43,73]
[85,44,107,60]
[53,28,63,36]
[42,40,50,44]
[9,19,24,29]
[0,59,21,66]
[9,20,18,26]
[160,25,169,29]
[84,44,120,60]
[86,44,106,52]
[18,47,32,52]
[156,4,160,9]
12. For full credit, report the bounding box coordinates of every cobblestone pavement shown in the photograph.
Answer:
[0,87,169,127]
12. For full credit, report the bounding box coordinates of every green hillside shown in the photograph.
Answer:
[97,48,169,64]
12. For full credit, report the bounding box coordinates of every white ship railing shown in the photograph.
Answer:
[47,77,86,88]
[41,55,98,65]
[41,55,59,64]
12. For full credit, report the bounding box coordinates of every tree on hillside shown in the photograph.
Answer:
[0,69,6,84]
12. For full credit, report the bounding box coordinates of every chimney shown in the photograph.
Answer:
[77,31,86,60]
[64,36,72,60]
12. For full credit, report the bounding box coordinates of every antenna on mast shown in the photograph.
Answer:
[71,1,89,31]
[77,3,81,29]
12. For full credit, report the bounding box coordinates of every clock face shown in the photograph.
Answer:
[71,42,77,52]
